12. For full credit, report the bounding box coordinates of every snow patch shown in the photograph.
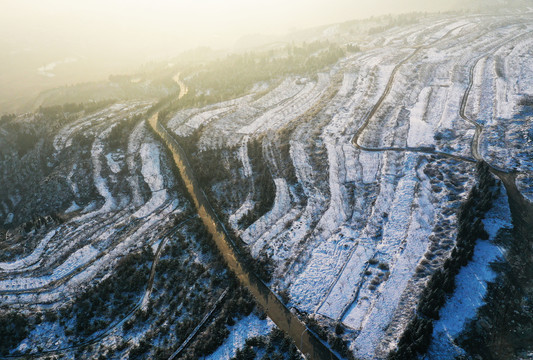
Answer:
[205,314,273,360]
[0,230,57,271]
[407,87,435,147]
[133,142,169,219]
[427,184,512,359]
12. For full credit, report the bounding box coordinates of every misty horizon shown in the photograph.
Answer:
[0,0,525,113]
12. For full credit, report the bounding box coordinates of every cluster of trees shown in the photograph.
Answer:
[13,128,38,157]
[0,99,116,164]
[389,162,498,359]
[118,219,230,359]
[346,44,361,53]
[0,112,78,229]
[107,114,142,151]
[188,41,344,103]
[305,317,355,360]
[150,222,225,305]
[176,131,255,229]
[0,113,16,123]
[234,240,274,283]
[109,73,177,90]
[37,99,117,119]
[1,119,40,156]
[115,214,267,359]
[192,148,234,192]
[189,288,254,358]
[238,138,276,230]
[36,70,177,112]
[129,339,152,359]
[0,99,114,165]
[458,177,533,357]
[459,249,532,359]
[58,246,153,338]
[172,128,248,213]
[229,328,302,360]
[518,95,533,107]
[174,281,257,360]
[274,128,298,185]
[108,75,134,83]
[0,312,29,356]
[368,13,422,35]
[20,214,60,233]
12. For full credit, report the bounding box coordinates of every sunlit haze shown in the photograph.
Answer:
[1,0,461,54]
[1,0,464,112]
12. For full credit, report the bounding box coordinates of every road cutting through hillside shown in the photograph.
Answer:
[349,25,533,220]
[350,22,533,243]
[148,113,339,360]
[172,73,189,99]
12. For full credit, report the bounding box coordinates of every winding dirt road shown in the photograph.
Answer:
[351,26,532,174]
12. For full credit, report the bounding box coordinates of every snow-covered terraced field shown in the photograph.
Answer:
[161,12,533,359]
[1,8,532,360]
[0,101,186,304]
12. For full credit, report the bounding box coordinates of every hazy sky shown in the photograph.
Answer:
[1,0,460,59]
[0,0,465,111]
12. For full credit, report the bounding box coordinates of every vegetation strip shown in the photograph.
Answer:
[168,288,228,360]
[388,162,498,359]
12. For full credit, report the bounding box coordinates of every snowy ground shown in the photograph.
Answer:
[204,314,273,360]
[426,183,512,359]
